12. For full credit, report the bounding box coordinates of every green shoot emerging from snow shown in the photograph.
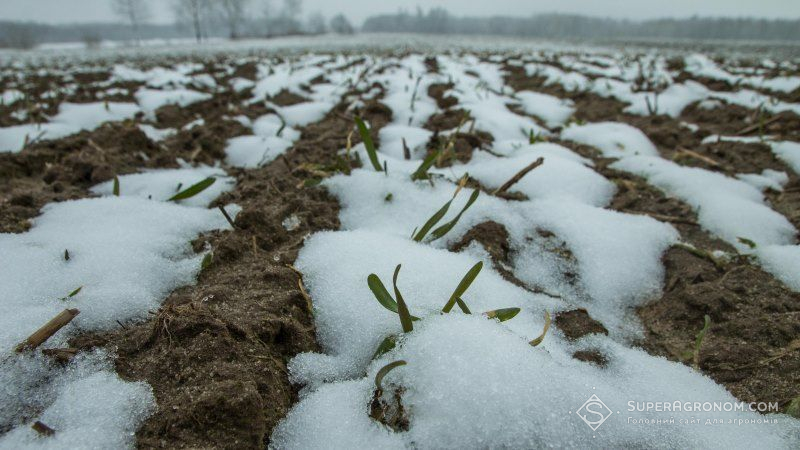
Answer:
[375,360,407,391]
[441,261,483,313]
[529,311,551,346]
[201,253,213,271]
[693,314,711,370]
[484,308,521,322]
[169,177,216,202]
[411,149,441,181]
[737,237,757,249]
[368,261,521,359]
[60,286,82,301]
[112,176,120,196]
[355,116,382,171]
[412,176,480,243]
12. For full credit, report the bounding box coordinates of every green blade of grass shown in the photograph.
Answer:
[201,253,213,270]
[372,335,397,360]
[392,265,414,333]
[169,177,216,202]
[693,314,711,370]
[375,360,407,391]
[412,199,453,242]
[442,261,483,313]
[355,116,382,171]
[368,274,398,313]
[428,189,480,242]
[529,311,551,346]
[737,237,757,249]
[455,297,471,314]
[411,149,441,181]
[484,307,520,322]
[112,176,120,196]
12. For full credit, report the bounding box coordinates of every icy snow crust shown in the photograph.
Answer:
[272,53,800,448]
[1,165,235,447]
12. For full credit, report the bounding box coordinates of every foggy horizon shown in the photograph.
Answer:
[2,0,799,26]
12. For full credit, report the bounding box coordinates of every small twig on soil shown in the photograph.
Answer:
[252,235,258,256]
[492,157,544,196]
[286,264,314,315]
[32,421,55,437]
[189,145,203,162]
[623,210,699,226]
[334,111,354,123]
[733,339,800,370]
[15,309,80,353]
[42,348,79,363]
[86,139,105,153]
[218,206,236,229]
[281,154,292,171]
[674,148,723,168]
[737,115,780,136]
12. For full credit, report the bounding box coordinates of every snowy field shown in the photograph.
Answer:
[1,35,800,448]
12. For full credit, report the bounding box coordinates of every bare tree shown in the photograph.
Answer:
[173,0,213,42]
[112,0,151,44]
[218,0,251,39]
[0,23,37,49]
[280,0,302,34]
[330,14,354,35]
[307,12,326,35]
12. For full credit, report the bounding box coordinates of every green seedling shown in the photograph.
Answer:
[787,395,800,419]
[410,149,441,181]
[737,237,757,249]
[373,335,398,359]
[369,262,520,359]
[529,311,551,347]
[375,360,407,391]
[169,177,216,202]
[60,286,82,301]
[427,190,480,242]
[693,314,711,370]
[393,265,414,333]
[201,253,213,271]
[441,261,483,313]
[484,308,521,322]
[368,265,420,324]
[355,116,382,171]
[112,176,120,196]
[384,193,393,202]
[412,177,480,243]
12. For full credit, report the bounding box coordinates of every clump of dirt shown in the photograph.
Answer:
[427,83,457,109]
[451,221,511,263]
[369,388,409,432]
[426,107,467,131]
[269,89,308,107]
[573,350,608,366]
[554,309,608,341]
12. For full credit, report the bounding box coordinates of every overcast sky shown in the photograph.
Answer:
[2,0,798,25]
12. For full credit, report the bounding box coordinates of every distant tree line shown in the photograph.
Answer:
[0,0,356,49]
[363,8,800,42]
